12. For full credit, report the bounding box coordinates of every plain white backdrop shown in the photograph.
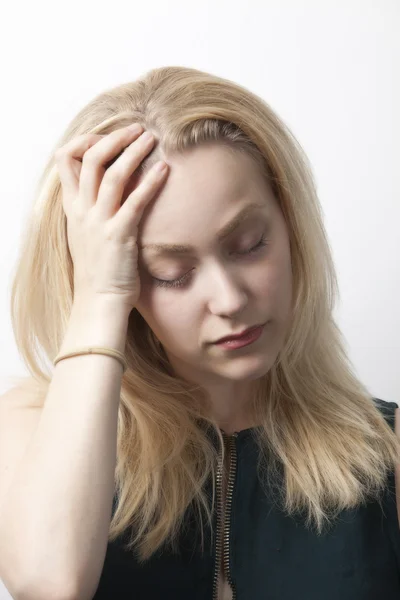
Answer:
[0,0,399,596]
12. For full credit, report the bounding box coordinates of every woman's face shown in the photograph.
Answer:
[135,143,293,386]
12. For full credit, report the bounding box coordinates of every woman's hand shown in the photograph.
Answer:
[55,124,168,312]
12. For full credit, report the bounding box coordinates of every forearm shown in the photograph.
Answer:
[0,298,130,599]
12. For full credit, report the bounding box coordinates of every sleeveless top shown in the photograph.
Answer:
[93,398,400,599]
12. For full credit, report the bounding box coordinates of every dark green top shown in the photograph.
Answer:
[93,398,400,599]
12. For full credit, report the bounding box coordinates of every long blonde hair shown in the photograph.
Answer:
[8,66,400,561]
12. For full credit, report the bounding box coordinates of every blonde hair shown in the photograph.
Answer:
[8,66,400,561]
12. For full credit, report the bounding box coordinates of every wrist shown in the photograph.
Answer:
[60,296,131,356]
[72,293,133,318]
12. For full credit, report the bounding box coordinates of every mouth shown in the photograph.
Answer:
[212,322,267,344]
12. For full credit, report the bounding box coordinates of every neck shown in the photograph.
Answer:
[206,381,258,435]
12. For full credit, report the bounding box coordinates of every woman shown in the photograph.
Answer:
[0,66,399,600]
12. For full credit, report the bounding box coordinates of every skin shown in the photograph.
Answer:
[134,142,293,434]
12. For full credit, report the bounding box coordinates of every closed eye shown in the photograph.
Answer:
[236,234,268,255]
[152,234,268,289]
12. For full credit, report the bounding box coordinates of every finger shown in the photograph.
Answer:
[55,134,104,198]
[112,161,169,238]
[95,130,156,218]
[78,125,144,212]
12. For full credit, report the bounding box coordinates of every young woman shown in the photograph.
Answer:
[0,66,399,600]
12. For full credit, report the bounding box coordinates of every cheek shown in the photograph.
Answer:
[137,285,197,342]
[254,252,293,317]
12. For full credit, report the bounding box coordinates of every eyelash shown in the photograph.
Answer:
[152,234,269,289]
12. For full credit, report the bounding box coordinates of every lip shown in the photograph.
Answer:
[213,322,267,344]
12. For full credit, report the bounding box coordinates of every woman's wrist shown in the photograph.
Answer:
[59,296,132,356]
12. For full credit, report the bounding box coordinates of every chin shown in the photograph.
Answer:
[214,356,272,382]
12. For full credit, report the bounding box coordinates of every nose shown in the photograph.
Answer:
[206,264,248,316]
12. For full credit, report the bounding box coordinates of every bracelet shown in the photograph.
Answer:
[53,346,128,373]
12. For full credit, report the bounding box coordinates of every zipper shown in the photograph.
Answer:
[212,431,238,600]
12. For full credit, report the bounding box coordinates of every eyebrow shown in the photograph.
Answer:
[139,202,266,255]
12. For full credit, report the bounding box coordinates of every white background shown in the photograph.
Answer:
[0,0,399,597]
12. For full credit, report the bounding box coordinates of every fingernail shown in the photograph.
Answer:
[154,161,167,172]
[127,123,143,134]
[141,132,155,144]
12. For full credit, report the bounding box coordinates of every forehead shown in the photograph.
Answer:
[138,143,275,244]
